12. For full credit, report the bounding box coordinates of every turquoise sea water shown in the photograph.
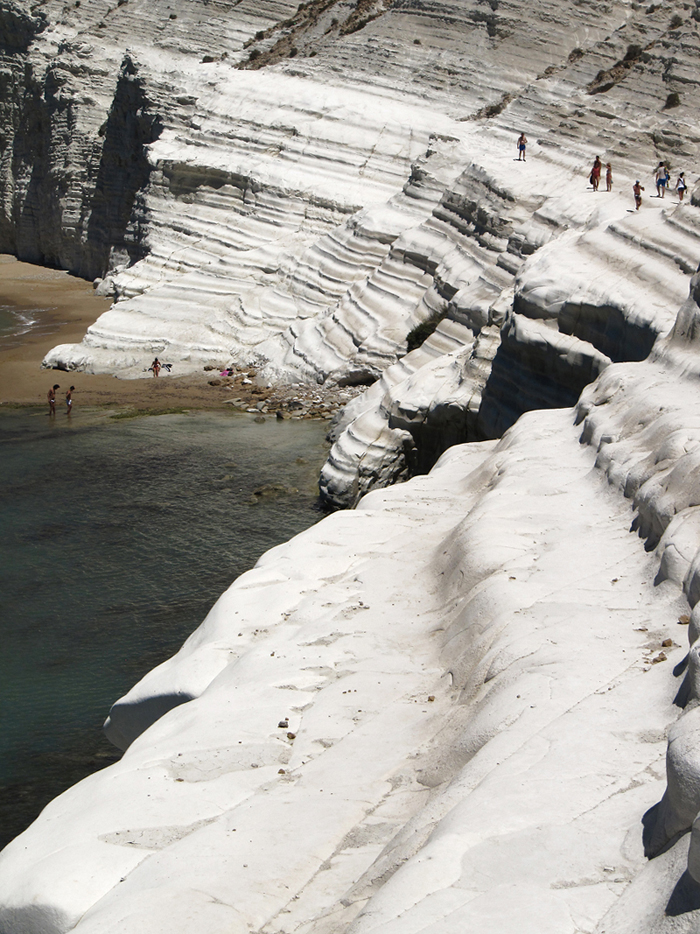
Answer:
[0,406,329,849]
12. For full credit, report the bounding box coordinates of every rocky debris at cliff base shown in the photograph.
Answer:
[209,365,365,419]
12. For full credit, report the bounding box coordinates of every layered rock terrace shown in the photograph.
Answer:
[2,0,700,930]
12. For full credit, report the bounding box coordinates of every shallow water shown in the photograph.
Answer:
[0,407,329,849]
[0,303,40,343]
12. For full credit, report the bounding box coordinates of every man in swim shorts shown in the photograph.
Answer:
[655,162,667,198]
[48,383,59,416]
[66,386,74,416]
[517,132,527,161]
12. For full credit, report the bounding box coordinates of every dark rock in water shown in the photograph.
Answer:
[249,483,294,503]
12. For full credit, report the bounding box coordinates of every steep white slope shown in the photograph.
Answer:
[5,0,695,508]
[0,401,691,934]
[322,187,700,505]
[4,1,700,930]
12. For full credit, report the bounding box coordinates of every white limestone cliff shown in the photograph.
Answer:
[3,0,699,505]
[3,0,700,931]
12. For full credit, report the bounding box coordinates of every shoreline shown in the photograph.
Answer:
[0,255,360,420]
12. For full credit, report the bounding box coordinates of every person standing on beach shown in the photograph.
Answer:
[606,163,613,192]
[48,384,59,416]
[590,156,602,191]
[633,180,645,210]
[151,357,161,378]
[66,385,74,416]
[516,132,527,161]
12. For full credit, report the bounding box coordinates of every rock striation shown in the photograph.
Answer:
[2,0,698,503]
[3,0,700,931]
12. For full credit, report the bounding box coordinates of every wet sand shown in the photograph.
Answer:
[0,254,238,411]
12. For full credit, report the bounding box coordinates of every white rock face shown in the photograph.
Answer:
[0,405,690,934]
[4,0,700,930]
[3,0,699,506]
[6,271,700,931]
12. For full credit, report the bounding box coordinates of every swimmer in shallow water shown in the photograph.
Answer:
[66,385,74,416]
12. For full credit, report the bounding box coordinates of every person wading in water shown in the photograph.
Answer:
[48,384,59,416]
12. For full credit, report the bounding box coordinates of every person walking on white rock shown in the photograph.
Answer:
[151,357,161,378]
[516,132,527,161]
[605,163,613,192]
[655,162,667,198]
[633,179,645,210]
[590,156,602,191]
[676,171,687,202]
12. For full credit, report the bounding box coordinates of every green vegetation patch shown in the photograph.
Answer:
[406,312,447,352]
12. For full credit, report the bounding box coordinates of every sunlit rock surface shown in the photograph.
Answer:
[2,0,699,502]
[3,0,700,931]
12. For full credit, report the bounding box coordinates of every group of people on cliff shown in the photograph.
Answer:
[588,155,687,208]
[588,156,613,192]
[515,133,688,211]
[517,134,689,211]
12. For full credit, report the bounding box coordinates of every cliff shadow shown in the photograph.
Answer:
[84,55,163,279]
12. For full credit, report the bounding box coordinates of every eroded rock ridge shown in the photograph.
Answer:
[2,0,700,931]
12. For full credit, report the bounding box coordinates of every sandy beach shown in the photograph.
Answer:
[0,255,361,419]
[0,254,250,412]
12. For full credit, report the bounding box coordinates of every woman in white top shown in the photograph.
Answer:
[676,172,687,202]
